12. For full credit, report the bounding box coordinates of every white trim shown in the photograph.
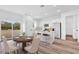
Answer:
[11,23,13,40]
[0,21,1,41]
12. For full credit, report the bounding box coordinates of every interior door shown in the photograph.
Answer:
[53,22,61,39]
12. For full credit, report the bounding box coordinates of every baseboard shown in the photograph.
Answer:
[66,35,73,37]
[55,37,60,39]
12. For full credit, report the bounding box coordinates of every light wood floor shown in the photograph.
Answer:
[0,36,79,54]
[38,36,79,54]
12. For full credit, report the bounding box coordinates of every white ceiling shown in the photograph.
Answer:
[0,5,79,19]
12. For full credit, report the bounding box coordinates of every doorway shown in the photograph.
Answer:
[66,15,78,41]
[66,16,73,37]
[53,22,61,39]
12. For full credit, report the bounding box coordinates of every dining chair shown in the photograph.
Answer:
[7,40,19,53]
[49,31,55,45]
[2,36,18,54]
[24,34,41,54]
[0,41,3,54]
[1,36,10,54]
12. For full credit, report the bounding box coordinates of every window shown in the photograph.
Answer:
[1,21,21,40]
[13,22,20,37]
[1,21,12,39]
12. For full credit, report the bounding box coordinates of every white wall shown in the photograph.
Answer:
[77,15,79,42]
[66,16,73,35]
[0,21,1,41]
[72,15,78,39]
[60,14,66,40]
[22,15,35,36]
[20,9,79,41]
[0,9,22,23]
[61,9,79,41]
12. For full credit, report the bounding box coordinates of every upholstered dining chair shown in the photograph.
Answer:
[2,36,18,54]
[7,40,19,53]
[1,36,10,54]
[0,41,3,54]
[24,34,41,54]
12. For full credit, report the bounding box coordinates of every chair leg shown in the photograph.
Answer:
[36,50,39,54]
[36,51,38,54]
[17,49,20,54]
[15,50,17,54]
[9,50,11,54]
[36,48,40,54]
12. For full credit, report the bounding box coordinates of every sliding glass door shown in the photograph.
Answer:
[13,22,20,37]
[1,21,12,40]
[1,21,20,40]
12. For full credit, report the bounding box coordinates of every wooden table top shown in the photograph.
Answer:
[13,36,33,42]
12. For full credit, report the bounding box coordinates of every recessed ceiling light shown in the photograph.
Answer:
[57,9,61,12]
[53,5,56,7]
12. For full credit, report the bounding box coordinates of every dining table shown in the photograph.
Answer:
[13,36,33,51]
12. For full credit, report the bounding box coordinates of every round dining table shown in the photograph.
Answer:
[13,36,33,51]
